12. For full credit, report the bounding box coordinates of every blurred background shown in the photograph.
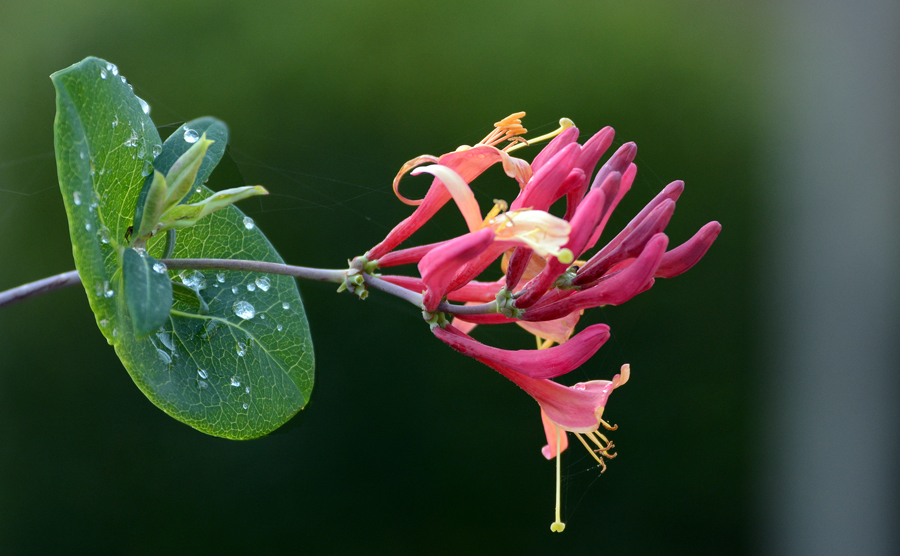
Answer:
[0,1,897,554]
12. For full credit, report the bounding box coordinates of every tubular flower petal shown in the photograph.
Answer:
[432,323,610,379]
[419,228,495,311]
[523,234,669,322]
[655,221,722,278]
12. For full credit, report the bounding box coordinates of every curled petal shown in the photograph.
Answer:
[656,221,722,278]
[392,154,440,205]
[419,228,495,311]
[433,324,611,379]
[523,234,669,321]
[412,165,483,233]
[369,146,531,259]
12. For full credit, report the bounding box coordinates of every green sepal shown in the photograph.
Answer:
[157,186,268,232]
[171,281,209,315]
[163,133,215,210]
[134,170,167,241]
[122,248,174,338]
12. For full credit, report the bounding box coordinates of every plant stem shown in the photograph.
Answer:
[159,258,347,283]
[0,260,501,317]
[0,270,81,310]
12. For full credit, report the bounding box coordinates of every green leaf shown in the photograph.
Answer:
[171,281,209,315]
[132,117,228,245]
[159,186,268,232]
[122,248,173,337]
[163,133,215,209]
[134,170,167,241]
[53,57,314,439]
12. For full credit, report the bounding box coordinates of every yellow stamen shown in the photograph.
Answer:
[601,418,618,431]
[586,431,613,452]
[550,425,566,533]
[574,433,607,472]
[478,112,528,149]
[539,338,555,350]
[506,117,576,153]
[482,199,508,226]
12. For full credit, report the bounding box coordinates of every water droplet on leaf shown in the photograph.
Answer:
[137,96,150,115]
[198,380,209,390]
[179,270,207,290]
[198,369,208,379]
[242,217,255,230]
[183,128,199,143]
[231,286,239,294]
[100,69,107,79]
[73,191,82,206]
[282,302,290,310]
[216,273,226,283]
[242,403,249,410]
[157,349,171,365]
[230,376,242,387]
[99,227,110,244]
[255,277,271,292]
[233,301,255,320]
[246,283,256,292]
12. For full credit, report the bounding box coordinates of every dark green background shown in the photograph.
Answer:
[0,1,764,553]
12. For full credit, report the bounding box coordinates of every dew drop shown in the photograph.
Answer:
[152,262,167,274]
[198,369,208,379]
[120,75,126,84]
[198,380,209,390]
[231,285,239,294]
[282,302,290,310]
[276,324,283,332]
[84,222,92,231]
[236,342,246,357]
[246,283,256,292]
[104,288,114,298]
[245,386,251,394]
[255,277,271,292]
[259,314,265,320]
[179,270,207,290]
[137,96,150,115]
[99,227,110,244]
[112,116,118,129]
[152,144,162,157]
[110,63,118,76]
[183,128,200,143]
[233,300,256,319]
[100,68,107,79]
[157,349,171,365]
[99,318,108,327]
[73,191,82,206]
[242,403,249,410]
[242,217,255,230]
[112,328,118,337]
[230,376,242,387]
[216,272,226,283]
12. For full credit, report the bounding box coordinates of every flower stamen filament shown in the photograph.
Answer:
[506,117,576,153]
[550,425,566,533]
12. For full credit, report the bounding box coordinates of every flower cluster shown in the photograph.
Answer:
[362,113,720,531]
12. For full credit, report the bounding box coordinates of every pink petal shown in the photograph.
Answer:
[433,323,610,379]
[583,163,638,251]
[574,198,676,286]
[590,142,636,192]
[518,310,582,345]
[514,186,610,309]
[369,146,528,259]
[377,240,451,268]
[419,228,495,311]
[565,127,616,219]
[656,221,722,278]
[531,126,580,173]
[541,409,569,459]
[523,234,668,322]
[412,165,483,233]
[511,143,581,211]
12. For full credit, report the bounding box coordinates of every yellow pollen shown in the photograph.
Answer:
[506,117,576,153]
[478,112,528,149]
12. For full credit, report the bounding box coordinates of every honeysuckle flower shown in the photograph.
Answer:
[367,113,557,260]
[356,112,719,532]
[432,323,628,532]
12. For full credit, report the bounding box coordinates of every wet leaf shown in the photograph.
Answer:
[53,57,314,439]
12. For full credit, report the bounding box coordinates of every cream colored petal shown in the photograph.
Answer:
[411,165,484,233]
